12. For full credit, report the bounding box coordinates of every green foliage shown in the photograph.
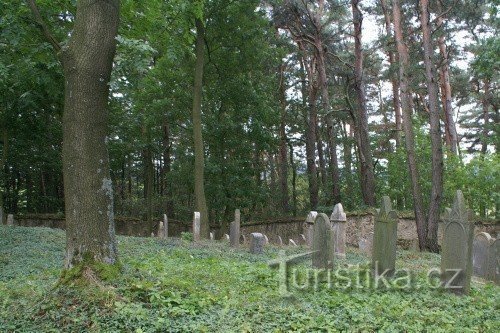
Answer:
[1,226,499,332]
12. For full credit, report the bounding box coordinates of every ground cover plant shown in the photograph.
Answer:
[0,225,498,332]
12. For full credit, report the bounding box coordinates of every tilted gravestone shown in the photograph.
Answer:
[278,235,283,246]
[250,233,265,254]
[473,232,494,280]
[330,203,347,259]
[289,239,297,247]
[312,213,334,269]
[304,211,318,247]
[6,214,14,226]
[193,212,201,242]
[441,190,475,295]
[372,196,398,277]
[229,209,241,248]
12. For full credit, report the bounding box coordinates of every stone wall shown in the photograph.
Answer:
[4,213,498,247]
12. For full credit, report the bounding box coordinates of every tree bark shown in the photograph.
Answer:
[351,0,376,206]
[393,0,427,250]
[192,18,210,239]
[380,0,402,148]
[278,63,290,214]
[420,0,444,253]
[436,0,458,155]
[54,0,119,267]
[142,124,154,235]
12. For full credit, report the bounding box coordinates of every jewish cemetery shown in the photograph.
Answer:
[1,0,498,331]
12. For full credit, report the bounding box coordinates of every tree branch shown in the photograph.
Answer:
[26,0,61,53]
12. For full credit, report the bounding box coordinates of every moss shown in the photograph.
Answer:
[59,254,122,286]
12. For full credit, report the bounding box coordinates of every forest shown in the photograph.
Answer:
[1,0,498,250]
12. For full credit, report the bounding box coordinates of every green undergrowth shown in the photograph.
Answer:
[0,226,499,332]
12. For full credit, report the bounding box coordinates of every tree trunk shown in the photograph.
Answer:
[316,123,327,190]
[380,0,402,148]
[288,141,297,217]
[436,1,458,155]
[161,120,173,216]
[306,83,319,210]
[481,80,490,155]
[0,129,7,223]
[192,18,209,239]
[420,0,444,253]
[58,0,120,267]
[393,0,427,250]
[142,124,154,235]
[327,122,341,204]
[351,0,376,206]
[278,63,290,214]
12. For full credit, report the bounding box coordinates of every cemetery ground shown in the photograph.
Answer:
[1,226,499,332]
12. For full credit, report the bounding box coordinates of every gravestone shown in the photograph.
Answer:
[224,234,230,241]
[493,239,500,285]
[441,190,475,295]
[6,214,14,226]
[163,214,168,238]
[193,212,201,242]
[312,213,334,269]
[278,236,283,246]
[372,196,398,277]
[473,232,493,280]
[330,203,347,259]
[250,233,265,254]
[300,234,307,245]
[289,239,297,247]
[158,222,165,239]
[359,232,373,255]
[229,209,241,248]
[210,232,214,240]
[263,234,269,245]
[304,211,318,247]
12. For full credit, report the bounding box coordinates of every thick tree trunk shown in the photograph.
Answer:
[161,120,173,216]
[393,0,427,250]
[380,0,402,148]
[306,86,319,210]
[436,0,458,155]
[192,18,209,239]
[60,0,120,267]
[420,0,444,253]
[326,122,341,204]
[351,0,376,206]
[316,123,327,189]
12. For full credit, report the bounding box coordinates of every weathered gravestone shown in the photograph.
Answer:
[493,239,500,285]
[163,214,168,238]
[304,211,318,247]
[289,239,297,247]
[278,236,283,246]
[330,203,347,259]
[193,212,201,242]
[229,209,241,248]
[6,214,14,226]
[473,232,494,280]
[250,233,265,254]
[359,232,373,255]
[263,234,269,245]
[441,190,475,295]
[372,196,398,277]
[312,213,334,269]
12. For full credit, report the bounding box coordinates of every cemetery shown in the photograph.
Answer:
[1,191,499,331]
[2,0,499,331]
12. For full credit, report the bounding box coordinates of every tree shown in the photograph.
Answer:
[351,0,376,206]
[27,0,119,268]
[392,0,427,250]
[419,0,444,252]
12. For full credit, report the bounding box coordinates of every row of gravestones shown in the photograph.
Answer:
[366,191,498,295]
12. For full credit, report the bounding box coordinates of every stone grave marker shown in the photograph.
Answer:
[6,214,14,226]
[250,233,265,254]
[229,209,241,248]
[473,232,493,280]
[312,213,334,269]
[289,239,297,247]
[193,212,201,242]
[493,239,499,285]
[304,211,318,246]
[163,214,168,238]
[372,196,398,277]
[441,190,475,295]
[330,203,347,259]
[278,235,283,246]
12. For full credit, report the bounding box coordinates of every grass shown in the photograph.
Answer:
[0,225,499,332]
